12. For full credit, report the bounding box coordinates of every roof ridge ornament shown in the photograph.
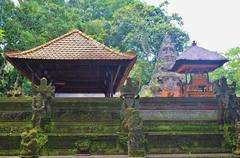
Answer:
[192,40,197,46]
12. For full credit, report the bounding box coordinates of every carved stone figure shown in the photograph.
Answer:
[32,94,45,129]
[20,129,39,157]
[120,78,145,157]
[120,78,140,107]
[235,121,240,154]
[213,77,239,123]
[31,77,55,129]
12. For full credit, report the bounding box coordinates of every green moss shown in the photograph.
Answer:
[117,133,128,152]
[75,139,91,153]
[0,149,20,155]
[0,135,21,149]
[128,149,145,157]
[148,147,230,154]
[144,121,222,133]
[223,124,236,149]
[0,97,32,102]
[50,122,120,133]
[0,122,32,134]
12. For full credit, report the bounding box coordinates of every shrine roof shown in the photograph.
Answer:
[177,41,228,61]
[5,29,135,60]
[170,41,229,73]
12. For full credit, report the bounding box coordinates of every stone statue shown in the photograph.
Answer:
[121,107,145,157]
[32,93,45,129]
[120,78,145,157]
[213,77,239,123]
[31,77,55,129]
[120,78,140,108]
[127,109,145,157]
[20,129,39,157]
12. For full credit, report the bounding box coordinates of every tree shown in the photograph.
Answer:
[210,47,240,95]
[107,1,188,84]
[1,0,83,95]
[1,0,189,95]
[0,29,4,42]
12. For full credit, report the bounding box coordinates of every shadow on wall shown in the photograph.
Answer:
[55,92,121,98]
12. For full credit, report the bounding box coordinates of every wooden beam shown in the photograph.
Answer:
[25,63,41,80]
[113,65,121,87]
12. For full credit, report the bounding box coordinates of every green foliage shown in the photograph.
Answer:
[19,128,47,156]
[128,148,145,157]
[223,124,236,149]
[130,59,154,86]
[0,29,4,42]
[210,47,240,95]
[36,134,48,154]
[74,139,91,153]
[1,0,189,94]
[144,122,222,133]
[118,133,128,152]
[20,129,39,157]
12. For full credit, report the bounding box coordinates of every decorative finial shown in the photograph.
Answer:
[192,41,197,46]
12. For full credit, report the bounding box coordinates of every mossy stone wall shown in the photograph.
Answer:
[0,97,237,155]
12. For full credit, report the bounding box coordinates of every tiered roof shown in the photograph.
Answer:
[170,41,228,73]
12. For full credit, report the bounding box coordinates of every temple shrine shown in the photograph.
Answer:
[5,29,136,97]
[170,41,228,97]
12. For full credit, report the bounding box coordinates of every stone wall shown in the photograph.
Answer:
[139,97,219,121]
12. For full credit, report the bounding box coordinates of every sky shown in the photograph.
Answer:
[144,0,240,52]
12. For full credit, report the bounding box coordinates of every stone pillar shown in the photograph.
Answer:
[120,78,145,157]
[213,77,239,124]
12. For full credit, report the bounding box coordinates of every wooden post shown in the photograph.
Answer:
[185,73,187,84]
[110,71,114,97]
[106,70,114,97]
[207,73,209,84]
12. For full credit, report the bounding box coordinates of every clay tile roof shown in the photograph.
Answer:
[5,29,135,60]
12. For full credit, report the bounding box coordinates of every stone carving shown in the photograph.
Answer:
[120,78,140,107]
[120,78,145,157]
[20,129,39,157]
[140,33,183,97]
[32,94,45,129]
[121,107,145,157]
[213,77,239,123]
[6,87,22,97]
[234,121,240,154]
[31,77,55,129]
[127,108,145,157]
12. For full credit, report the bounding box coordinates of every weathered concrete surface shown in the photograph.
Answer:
[140,110,218,121]
[139,97,219,121]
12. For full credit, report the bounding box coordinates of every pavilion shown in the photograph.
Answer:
[170,41,228,97]
[5,29,136,97]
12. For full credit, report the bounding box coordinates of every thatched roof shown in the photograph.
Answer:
[170,41,228,73]
[176,41,227,61]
